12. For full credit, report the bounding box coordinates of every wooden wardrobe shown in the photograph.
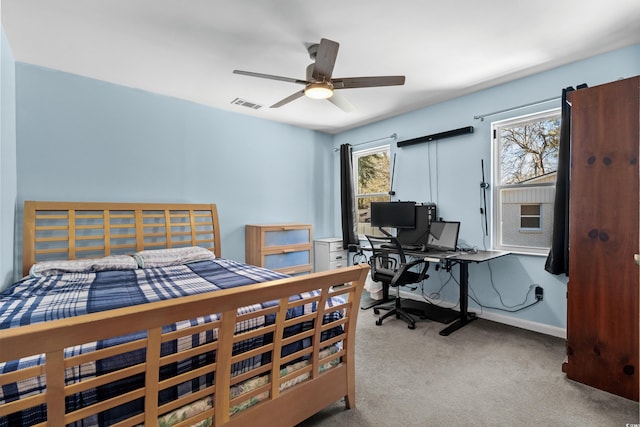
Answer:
[564,75,639,401]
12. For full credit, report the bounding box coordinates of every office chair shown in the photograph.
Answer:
[365,234,430,329]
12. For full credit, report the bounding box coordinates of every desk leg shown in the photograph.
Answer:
[360,282,393,310]
[439,262,477,336]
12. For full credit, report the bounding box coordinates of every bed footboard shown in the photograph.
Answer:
[0,264,368,427]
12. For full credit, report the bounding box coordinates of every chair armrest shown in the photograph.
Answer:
[389,259,430,287]
[404,258,428,269]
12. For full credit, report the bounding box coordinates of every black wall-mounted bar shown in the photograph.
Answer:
[397,126,474,148]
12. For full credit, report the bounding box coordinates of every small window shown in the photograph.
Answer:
[520,204,541,230]
[353,145,391,237]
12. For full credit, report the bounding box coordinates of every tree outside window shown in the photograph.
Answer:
[493,109,560,254]
[499,116,560,184]
[353,145,391,237]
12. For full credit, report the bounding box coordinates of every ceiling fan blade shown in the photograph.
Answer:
[327,92,355,112]
[271,90,305,108]
[311,38,339,81]
[233,70,308,85]
[332,76,405,89]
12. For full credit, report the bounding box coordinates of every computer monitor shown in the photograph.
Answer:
[426,221,460,251]
[397,204,436,246]
[370,201,416,229]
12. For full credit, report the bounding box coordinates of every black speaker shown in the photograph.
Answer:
[397,126,474,148]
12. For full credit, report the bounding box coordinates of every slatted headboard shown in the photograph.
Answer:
[22,201,221,276]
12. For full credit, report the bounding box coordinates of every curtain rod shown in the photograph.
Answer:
[474,96,561,121]
[334,133,397,152]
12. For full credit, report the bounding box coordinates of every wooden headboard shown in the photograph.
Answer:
[22,201,221,276]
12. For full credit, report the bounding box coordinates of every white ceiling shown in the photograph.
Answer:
[2,1,640,134]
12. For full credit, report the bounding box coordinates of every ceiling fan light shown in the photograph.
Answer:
[305,82,334,99]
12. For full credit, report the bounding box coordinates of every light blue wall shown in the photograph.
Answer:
[333,44,640,334]
[7,42,640,334]
[14,64,334,276]
[0,28,17,289]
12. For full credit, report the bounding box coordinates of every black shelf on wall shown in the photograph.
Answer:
[397,126,474,148]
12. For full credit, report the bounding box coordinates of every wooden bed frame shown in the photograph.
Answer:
[0,201,369,426]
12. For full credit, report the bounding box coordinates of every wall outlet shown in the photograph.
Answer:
[535,286,544,301]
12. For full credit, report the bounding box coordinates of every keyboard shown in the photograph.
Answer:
[401,244,423,251]
[380,243,423,251]
[424,251,462,259]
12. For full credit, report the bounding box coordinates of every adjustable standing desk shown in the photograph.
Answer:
[425,250,510,335]
[361,247,510,336]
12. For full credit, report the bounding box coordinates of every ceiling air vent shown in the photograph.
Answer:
[231,98,262,110]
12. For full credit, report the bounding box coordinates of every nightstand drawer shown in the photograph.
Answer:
[328,259,349,270]
[327,250,347,262]
[327,241,345,252]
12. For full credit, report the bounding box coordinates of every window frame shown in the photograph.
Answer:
[352,144,391,239]
[491,108,560,255]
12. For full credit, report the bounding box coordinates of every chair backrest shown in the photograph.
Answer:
[365,234,429,287]
[365,234,406,263]
[365,234,399,282]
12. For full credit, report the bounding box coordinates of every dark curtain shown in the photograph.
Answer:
[340,144,358,248]
[544,87,575,275]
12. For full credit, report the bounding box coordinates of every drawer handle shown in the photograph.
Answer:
[335,256,343,260]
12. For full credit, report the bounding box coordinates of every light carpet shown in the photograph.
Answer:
[297,303,639,426]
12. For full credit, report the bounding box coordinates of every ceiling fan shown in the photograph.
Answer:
[233,38,405,112]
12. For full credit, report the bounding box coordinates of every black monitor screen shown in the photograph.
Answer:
[370,202,416,229]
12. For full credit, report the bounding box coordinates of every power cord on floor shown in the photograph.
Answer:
[418,267,460,309]
[467,260,542,313]
[468,291,541,313]
[405,257,542,313]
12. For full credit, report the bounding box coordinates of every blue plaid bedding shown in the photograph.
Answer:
[0,258,345,426]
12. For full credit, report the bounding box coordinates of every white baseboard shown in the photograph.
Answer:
[476,310,566,339]
[397,291,566,339]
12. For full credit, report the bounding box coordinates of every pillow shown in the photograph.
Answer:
[133,246,216,268]
[29,254,139,278]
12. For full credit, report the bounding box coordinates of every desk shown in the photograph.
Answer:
[429,250,509,335]
[361,248,510,335]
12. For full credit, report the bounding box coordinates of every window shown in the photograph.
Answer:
[353,145,391,237]
[492,109,560,255]
[520,204,541,230]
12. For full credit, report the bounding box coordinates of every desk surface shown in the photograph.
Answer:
[362,246,510,262]
[401,248,510,263]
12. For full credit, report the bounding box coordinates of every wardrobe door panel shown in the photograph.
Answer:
[566,76,639,401]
